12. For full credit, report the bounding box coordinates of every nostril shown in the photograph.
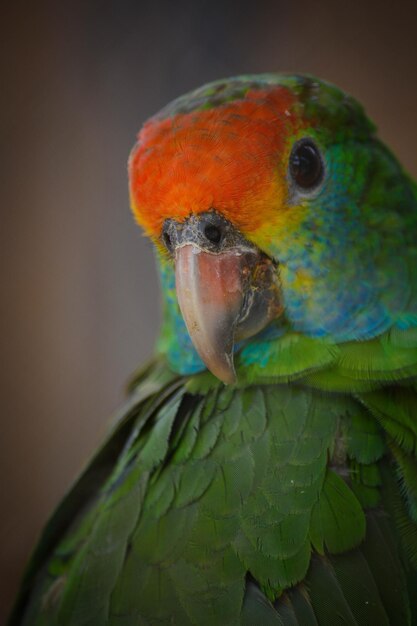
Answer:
[204,224,222,245]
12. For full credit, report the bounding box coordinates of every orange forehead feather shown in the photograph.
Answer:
[129,86,300,239]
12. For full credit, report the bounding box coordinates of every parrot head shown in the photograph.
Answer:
[129,75,415,383]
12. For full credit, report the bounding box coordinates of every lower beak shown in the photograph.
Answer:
[175,244,282,384]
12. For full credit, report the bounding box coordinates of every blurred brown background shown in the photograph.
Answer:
[1,0,416,620]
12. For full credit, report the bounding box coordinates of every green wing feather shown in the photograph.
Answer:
[9,350,417,625]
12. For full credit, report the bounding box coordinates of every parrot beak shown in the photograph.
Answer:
[163,212,283,384]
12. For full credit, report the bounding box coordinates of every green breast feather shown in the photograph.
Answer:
[9,348,417,625]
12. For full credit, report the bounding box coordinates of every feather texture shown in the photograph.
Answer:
[10,359,417,625]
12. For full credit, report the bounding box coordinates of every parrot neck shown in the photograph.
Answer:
[156,254,208,375]
[155,249,417,389]
[155,252,310,379]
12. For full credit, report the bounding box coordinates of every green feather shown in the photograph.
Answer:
[360,510,411,625]
[11,365,417,625]
[344,405,386,464]
[241,582,284,626]
[359,387,417,454]
[309,470,366,554]
[305,555,357,625]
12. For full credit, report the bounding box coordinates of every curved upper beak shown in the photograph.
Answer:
[165,213,282,384]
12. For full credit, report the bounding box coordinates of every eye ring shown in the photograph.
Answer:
[289,138,324,191]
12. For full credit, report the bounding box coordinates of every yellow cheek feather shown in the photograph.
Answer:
[292,267,315,294]
[246,185,307,260]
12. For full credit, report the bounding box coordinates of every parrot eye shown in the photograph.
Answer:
[289,139,324,190]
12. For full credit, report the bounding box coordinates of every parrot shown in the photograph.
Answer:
[9,73,417,626]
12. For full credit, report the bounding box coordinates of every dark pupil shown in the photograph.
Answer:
[290,141,323,189]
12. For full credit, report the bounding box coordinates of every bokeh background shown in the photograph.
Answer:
[1,0,417,619]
